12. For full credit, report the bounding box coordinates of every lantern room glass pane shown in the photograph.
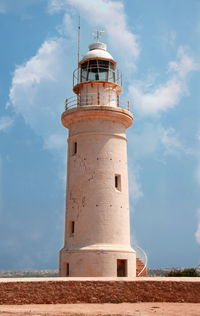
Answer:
[80,59,115,83]
[81,61,88,82]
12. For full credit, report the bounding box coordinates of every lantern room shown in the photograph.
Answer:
[73,42,122,107]
[79,42,116,83]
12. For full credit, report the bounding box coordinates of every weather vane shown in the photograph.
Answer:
[92,30,105,42]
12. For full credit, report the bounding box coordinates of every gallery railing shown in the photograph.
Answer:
[64,94,130,111]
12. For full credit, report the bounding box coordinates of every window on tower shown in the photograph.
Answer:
[70,221,75,235]
[72,142,77,155]
[66,263,70,276]
[115,174,121,191]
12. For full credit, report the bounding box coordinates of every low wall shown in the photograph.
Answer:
[0,277,199,304]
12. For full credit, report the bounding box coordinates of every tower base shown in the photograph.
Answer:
[59,246,136,277]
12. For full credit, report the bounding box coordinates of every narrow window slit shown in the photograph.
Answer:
[115,174,121,191]
[74,142,77,155]
[70,221,75,235]
[66,263,69,276]
[72,141,77,156]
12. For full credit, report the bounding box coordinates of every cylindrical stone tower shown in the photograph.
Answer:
[59,41,136,277]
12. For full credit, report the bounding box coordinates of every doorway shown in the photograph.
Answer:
[117,259,127,277]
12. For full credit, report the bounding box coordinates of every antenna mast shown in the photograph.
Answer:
[77,16,80,67]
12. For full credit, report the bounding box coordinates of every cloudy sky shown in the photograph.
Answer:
[0,0,200,270]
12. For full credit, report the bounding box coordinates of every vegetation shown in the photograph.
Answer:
[0,270,58,278]
[166,268,200,277]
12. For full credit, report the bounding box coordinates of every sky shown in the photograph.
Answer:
[0,0,200,270]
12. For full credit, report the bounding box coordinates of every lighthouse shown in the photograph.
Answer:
[59,39,136,277]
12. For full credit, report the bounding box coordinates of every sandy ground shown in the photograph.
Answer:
[0,303,200,316]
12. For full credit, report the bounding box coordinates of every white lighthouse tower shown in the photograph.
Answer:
[59,38,136,277]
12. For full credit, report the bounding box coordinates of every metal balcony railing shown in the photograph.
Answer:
[64,94,131,111]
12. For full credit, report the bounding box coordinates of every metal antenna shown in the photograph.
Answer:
[77,16,80,83]
[77,15,80,66]
[92,30,105,42]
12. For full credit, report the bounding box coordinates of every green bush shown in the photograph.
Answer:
[167,268,199,277]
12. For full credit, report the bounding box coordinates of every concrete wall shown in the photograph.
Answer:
[0,278,200,304]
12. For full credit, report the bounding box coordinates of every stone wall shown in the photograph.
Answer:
[0,278,200,304]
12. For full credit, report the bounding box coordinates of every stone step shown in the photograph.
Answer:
[136,258,148,277]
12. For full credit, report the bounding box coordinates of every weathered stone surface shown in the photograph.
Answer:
[0,278,199,304]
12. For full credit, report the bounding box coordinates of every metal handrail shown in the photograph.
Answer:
[64,96,78,110]
[64,94,131,111]
[133,244,148,277]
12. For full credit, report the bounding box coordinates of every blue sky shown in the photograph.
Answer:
[0,0,200,270]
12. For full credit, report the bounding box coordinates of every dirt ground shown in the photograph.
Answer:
[0,303,200,316]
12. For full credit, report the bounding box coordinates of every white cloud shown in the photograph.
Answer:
[196,164,200,186]
[197,132,200,142]
[129,123,187,161]
[160,127,192,157]
[128,124,159,204]
[0,4,5,13]
[8,37,73,151]
[127,122,193,203]
[0,0,9,13]
[0,116,13,131]
[48,0,63,13]
[168,47,198,78]
[194,132,200,186]
[129,46,199,116]
[57,13,75,36]
[127,124,180,204]
[168,30,176,46]
[161,30,177,49]
[195,209,200,244]
[0,155,3,213]
[129,166,143,205]
[44,133,66,151]
[129,123,164,159]
[48,0,140,69]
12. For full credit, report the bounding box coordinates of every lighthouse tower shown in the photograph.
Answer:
[59,39,136,277]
